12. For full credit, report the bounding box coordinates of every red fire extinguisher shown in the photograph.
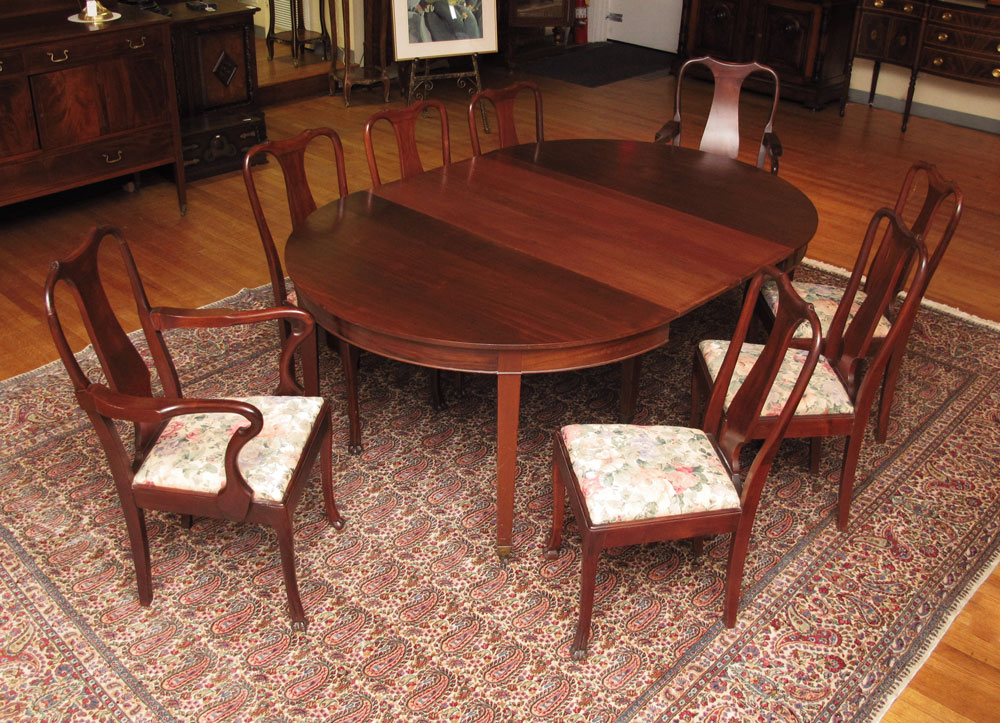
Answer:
[573,0,588,45]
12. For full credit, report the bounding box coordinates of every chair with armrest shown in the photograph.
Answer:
[44,226,344,632]
[656,56,782,175]
[756,161,962,442]
[364,100,454,408]
[467,80,544,156]
[547,266,822,659]
[697,209,929,532]
[243,128,362,454]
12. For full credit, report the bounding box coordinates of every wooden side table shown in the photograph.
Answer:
[266,0,331,66]
[328,0,390,106]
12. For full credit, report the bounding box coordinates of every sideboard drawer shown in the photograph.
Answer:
[862,0,924,16]
[0,125,175,205]
[924,23,1000,56]
[23,29,164,71]
[926,5,999,31]
[919,46,1000,81]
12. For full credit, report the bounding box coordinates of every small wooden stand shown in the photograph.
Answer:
[265,0,331,67]
[329,0,390,106]
[406,53,489,132]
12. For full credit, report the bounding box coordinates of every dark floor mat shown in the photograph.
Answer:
[520,41,674,87]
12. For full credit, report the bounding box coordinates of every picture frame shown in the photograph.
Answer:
[392,0,498,61]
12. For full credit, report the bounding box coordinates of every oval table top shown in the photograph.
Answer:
[287,139,818,374]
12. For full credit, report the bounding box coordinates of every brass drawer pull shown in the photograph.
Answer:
[903,3,914,11]
[127,36,146,50]
[940,11,953,20]
[996,43,1000,53]
[932,57,944,66]
[873,0,883,6]
[47,50,70,63]
[103,150,123,164]
[0,60,4,73]
[993,68,1000,78]
[937,32,949,42]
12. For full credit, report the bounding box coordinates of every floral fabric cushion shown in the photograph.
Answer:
[286,288,298,306]
[133,396,325,503]
[561,424,741,525]
[761,280,892,339]
[698,341,854,417]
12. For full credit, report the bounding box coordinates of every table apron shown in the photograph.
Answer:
[303,303,671,374]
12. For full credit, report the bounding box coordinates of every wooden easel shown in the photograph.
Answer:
[406,53,489,132]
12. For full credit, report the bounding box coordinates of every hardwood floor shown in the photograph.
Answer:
[1,62,997,721]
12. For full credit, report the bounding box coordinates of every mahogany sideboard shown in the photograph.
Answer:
[676,0,857,109]
[0,1,186,213]
[845,0,1000,130]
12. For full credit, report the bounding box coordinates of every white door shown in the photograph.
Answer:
[605,0,683,53]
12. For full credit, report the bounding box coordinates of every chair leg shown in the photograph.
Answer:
[122,500,152,606]
[545,455,565,559]
[876,348,904,443]
[692,536,704,556]
[837,433,864,531]
[321,420,345,531]
[273,511,307,632]
[180,514,193,529]
[809,438,822,474]
[723,523,752,627]
[572,534,601,660]
[339,339,362,454]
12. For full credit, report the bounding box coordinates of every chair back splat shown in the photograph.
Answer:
[364,99,450,187]
[468,80,544,156]
[656,56,782,174]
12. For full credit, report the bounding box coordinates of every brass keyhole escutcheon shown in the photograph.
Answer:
[873,0,884,6]
[903,3,913,11]
[938,33,949,42]
[941,11,953,20]
[993,68,1000,78]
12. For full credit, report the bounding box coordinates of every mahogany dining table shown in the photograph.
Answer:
[285,139,818,556]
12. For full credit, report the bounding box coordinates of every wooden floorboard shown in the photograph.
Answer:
[1,58,997,721]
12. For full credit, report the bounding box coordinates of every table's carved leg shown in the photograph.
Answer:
[620,355,641,423]
[496,371,522,557]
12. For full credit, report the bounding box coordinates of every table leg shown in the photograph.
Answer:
[496,372,522,557]
[620,355,641,423]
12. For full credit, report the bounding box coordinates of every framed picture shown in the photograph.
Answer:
[392,0,498,61]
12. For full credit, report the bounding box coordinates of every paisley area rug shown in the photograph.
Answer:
[1,266,998,722]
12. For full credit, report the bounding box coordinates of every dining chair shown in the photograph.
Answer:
[655,56,782,174]
[756,161,962,442]
[44,226,345,632]
[697,209,929,533]
[243,127,349,314]
[364,99,451,187]
[548,267,822,658]
[243,128,363,454]
[467,80,544,156]
[364,99,454,407]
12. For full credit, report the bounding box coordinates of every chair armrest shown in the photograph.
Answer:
[83,383,263,430]
[149,305,318,396]
[654,120,681,145]
[762,132,782,175]
[83,384,263,518]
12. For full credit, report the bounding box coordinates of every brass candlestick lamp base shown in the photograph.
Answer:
[78,1,115,22]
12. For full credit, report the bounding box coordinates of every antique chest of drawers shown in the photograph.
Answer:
[847,0,1000,129]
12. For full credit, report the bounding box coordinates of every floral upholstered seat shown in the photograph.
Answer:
[560,424,741,525]
[760,279,892,340]
[133,396,325,502]
[698,341,854,417]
